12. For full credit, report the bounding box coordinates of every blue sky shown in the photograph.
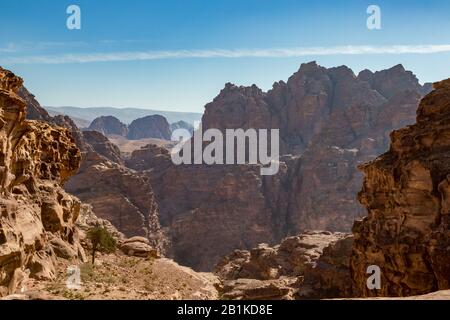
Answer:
[1,0,449,112]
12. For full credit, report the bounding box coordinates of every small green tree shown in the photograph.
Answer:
[87,225,116,265]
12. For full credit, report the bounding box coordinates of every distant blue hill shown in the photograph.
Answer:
[46,106,202,128]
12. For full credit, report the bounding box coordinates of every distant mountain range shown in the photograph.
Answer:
[45,106,202,128]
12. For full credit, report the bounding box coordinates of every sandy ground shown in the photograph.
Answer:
[24,254,218,300]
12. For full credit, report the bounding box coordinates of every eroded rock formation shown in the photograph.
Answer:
[127,62,430,271]
[127,115,171,140]
[0,68,85,296]
[214,231,353,299]
[202,62,430,233]
[128,145,285,270]
[65,148,165,252]
[351,79,450,297]
[88,116,128,137]
[82,130,124,165]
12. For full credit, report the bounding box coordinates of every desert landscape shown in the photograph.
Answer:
[1,1,450,307]
[1,62,450,300]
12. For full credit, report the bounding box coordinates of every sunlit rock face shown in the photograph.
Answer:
[351,79,450,297]
[0,67,85,296]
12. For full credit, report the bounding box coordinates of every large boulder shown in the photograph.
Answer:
[120,237,159,258]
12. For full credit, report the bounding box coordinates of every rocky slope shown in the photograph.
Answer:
[88,116,128,137]
[127,115,172,140]
[82,130,124,165]
[351,78,450,297]
[0,67,85,296]
[65,147,165,252]
[18,86,53,122]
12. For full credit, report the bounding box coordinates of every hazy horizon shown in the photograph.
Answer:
[1,0,450,113]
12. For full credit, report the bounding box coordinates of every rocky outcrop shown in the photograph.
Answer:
[126,144,172,172]
[202,62,430,233]
[215,231,353,299]
[127,115,171,140]
[76,203,125,243]
[51,115,86,150]
[351,79,450,297]
[82,131,124,165]
[65,148,165,252]
[88,116,128,137]
[219,278,299,300]
[0,67,85,296]
[120,236,159,258]
[17,86,53,122]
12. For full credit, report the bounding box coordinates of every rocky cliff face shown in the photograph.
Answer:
[127,62,430,271]
[88,116,128,137]
[202,62,430,233]
[127,115,171,140]
[127,145,285,270]
[12,75,166,253]
[82,130,124,165]
[65,146,165,251]
[351,78,450,297]
[17,86,53,123]
[0,68,85,296]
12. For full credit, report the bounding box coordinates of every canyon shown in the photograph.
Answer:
[126,62,432,271]
[2,63,450,300]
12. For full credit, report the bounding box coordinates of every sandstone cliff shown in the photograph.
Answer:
[351,78,450,297]
[202,62,429,233]
[0,68,85,296]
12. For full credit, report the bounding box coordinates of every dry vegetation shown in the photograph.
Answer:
[27,254,218,300]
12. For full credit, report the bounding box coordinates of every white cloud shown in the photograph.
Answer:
[3,44,450,64]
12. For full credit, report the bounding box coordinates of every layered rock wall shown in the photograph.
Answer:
[351,79,450,297]
[0,68,85,296]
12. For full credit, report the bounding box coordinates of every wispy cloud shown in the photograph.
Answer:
[0,41,89,54]
[0,43,19,53]
[3,44,450,64]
